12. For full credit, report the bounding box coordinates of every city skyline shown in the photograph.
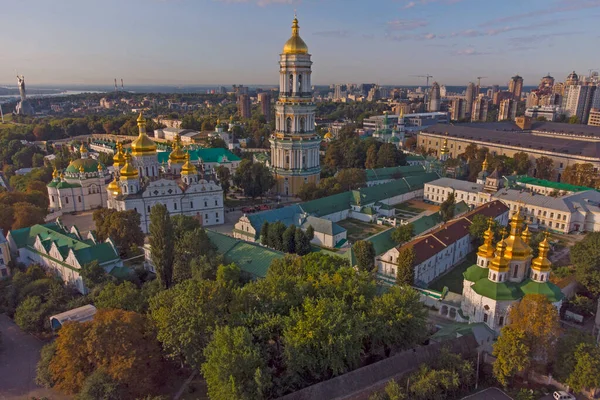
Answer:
[2,0,600,86]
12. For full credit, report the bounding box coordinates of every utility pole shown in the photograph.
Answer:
[475,350,480,390]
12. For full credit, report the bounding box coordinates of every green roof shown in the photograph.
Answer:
[55,181,82,189]
[65,158,104,174]
[516,176,595,193]
[108,266,133,279]
[463,264,490,282]
[411,213,442,234]
[365,165,427,182]
[366,228,396,256]
[300,191,352,217]
[430,322,495,341]
[471,279,523,301]
[351,173,440,206]
[157,147,241,164]
[361,206,376,215]
[206,230,284,278]
[519,279,564,302]
[406,155,425,161]
[9,222,120,267]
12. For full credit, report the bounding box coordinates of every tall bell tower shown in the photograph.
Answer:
[270,16,321,197]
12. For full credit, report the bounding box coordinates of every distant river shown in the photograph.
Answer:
[0,90,104,101]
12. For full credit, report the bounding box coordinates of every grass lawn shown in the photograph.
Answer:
[428,253,477,293]
[394,201,425,214]
[337,218,388,242]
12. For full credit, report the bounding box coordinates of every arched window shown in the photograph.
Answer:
[289,74,293,94]
[298,74,302,93]
[513,265,519,278]
[493,273,496,281]
[147,205,151,213]
[286,117,292,134]
[299,117,305,133]
[174,203,177,210]
[534,273,538,280]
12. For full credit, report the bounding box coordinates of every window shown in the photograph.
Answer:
[190,202,193,208]
[498,316,504,326]
[216,212,219,218]
[493,273,496,280]
[543,211,547,217]
[563,215,567,221]
[534,273,538,280]
[458,145,462,150]
[204,201,208,207]
[147,205,151,213]
[78,196,81,203]
[483,313,488,323]
[174,203,177,210]
[65,197,69,204]
[561,224,565,229]
[513,265,519,278]
[550,213,554,218]
[205,214,208,220]
[560,163,563,168]
[215,199,218,206]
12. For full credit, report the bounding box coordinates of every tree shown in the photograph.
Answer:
[76,369,124,400]
[535,156,554,180]
[149,204,175,289]
[80,260,109,291]
[377,143,398,168]
[568,115,580,124]
[149,279,230,369]
[202,325,270,400]
[260,221,270,245]
[553,330,595,382]
[567,342,600,393]
[233,159,275,199]
[353,240,375,272]
[513,152,531,175]
[215,165,231,194]
[507,294,560,366]
[439,192,456,222]
[267,221,286,251]
[570,232,600,296]
[392,223,413,244]
[11,202,46,230]
[282,225,297,254]
[92,209,144,257]
[336,168,367,191]
[469,215,501,246]
[493,326,531,386]
[306,225,315,241]
[561,163,598,188]
[173,227,216,284]
[36,342,57,389]
[15,296,47,333]
[395,247,415,286]
[369,286,427,357]
[295,227,312,256]
[94,281,145,313]
[365,144,378,169]
[49,309,163,397]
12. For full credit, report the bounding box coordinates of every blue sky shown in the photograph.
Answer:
[2,0,599,86]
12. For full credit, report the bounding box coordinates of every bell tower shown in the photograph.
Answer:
[270,16,321,196]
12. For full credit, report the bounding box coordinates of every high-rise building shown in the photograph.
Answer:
[589,109,600,126]
[509,75,524,100]
[257,92,272,121]
[539,74,554,89]
[499,99,517,121]
[440,85,447,97]
[493,90,513,106]
[428,82,441,112]
[237,94,251,119]
[563,84,596,123]
[232,85,249,95]
[566,71,579,86]
[465,82,477,117]
[491,85,500,97]
[217,86,227,94]
[269,17,321,196]
[450,98,466,121]
[471,97,489,122]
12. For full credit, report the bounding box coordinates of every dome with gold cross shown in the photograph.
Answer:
[283,17,309,55]
[107,176,121,196]
[531,232,552,272]
[502,208,532,261]
[113,142,126,168]
[131,113,157,156]
[180,152,197,175]
[477,218,496,259]
[120,153,139,180]
[169,134,187,163]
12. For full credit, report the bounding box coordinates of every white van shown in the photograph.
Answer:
[553,391,575,400]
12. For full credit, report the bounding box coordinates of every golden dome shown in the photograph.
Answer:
[107,176,121,196]
[80,143,88,153]
[60,172,65,181]
[113,143,126,168]
[52,167,59,179]
[120,153,139,180]
[503,209,533,261]
[481,153,489,171]
[97,163,103,171]
[181,152,197,175]
[79,165,85,173]
[283,17,309,55]
[477,218,496,259]
[324,131,333,139]
[489,231,509,272]
[440,137,449,154]
[131,112,157,156]
[521,225,532,244]
[169,134,186,163]
[531,231,552,272]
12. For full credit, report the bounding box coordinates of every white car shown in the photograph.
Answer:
[553,391,575,400]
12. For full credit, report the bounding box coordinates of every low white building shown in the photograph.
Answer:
[47,145,110,213]
[376,201,509,286]
[7,221,123,294]
[424,177,490,208]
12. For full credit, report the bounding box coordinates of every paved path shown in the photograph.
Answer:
[0,314,69,400]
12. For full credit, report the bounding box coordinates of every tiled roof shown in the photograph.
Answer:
[206,230,284,278]
[409,236,447,266]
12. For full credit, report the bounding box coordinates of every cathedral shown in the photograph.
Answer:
[106,113,224,233]
[269,17,321,196]
[47,144,110,213]
[461,210,563,333]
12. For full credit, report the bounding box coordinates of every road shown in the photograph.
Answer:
[0,314,69,400]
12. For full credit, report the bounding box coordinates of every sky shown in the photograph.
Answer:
[2,0,600,87]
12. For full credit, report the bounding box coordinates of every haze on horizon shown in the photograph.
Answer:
[2,0,599,87]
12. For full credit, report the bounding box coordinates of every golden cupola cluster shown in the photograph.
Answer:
[131,113,157,156]
[440,137,450,155]
[120,153,139,180]
[283,17,309,55]
[502,208,532,261]
[531,232,552,272]
[169,134,186,163]
[180,152,198,175]
[488,230,509,272]
[113,143,126,169]
[477,218,496,259]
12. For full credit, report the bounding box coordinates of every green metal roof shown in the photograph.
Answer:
[65,158,104,174]
[366,228,396,256]
[463,264,490,282]
[300,191,353,217]
[157,147,241,164]
[516,176,595,193]
[351,172,440,206]
[519,279,564,303]
[108,266,133,279]
[206,230,284,278]
[55,181,82,189]
[471,279,522,301]
[365,165,427,182]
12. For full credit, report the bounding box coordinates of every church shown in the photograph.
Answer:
[269,16,321,197]
[106,113,224,233]
[461,209,564,333]
[47,144,110,213]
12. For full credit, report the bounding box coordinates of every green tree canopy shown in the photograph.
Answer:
[352,240,376,272]
[439,192,456,222]
[570,232,600,296]
[149,204,175,289]
[392,223,413,244]
[395,247,415,286]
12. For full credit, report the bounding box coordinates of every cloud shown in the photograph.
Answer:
[400,0,464,8]
[215,0,299,6]
[386,19,429,31]
[404,2,416,8]
[481,0,600,25]
[313,30,350,38]
[453,48,489,56]
[449,19,571,38]
[507,31,584,45]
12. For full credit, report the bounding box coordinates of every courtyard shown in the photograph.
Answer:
[337,218,388,243]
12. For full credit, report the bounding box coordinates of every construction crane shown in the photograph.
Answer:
[410,74,434,103]
[476,76,488,88]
